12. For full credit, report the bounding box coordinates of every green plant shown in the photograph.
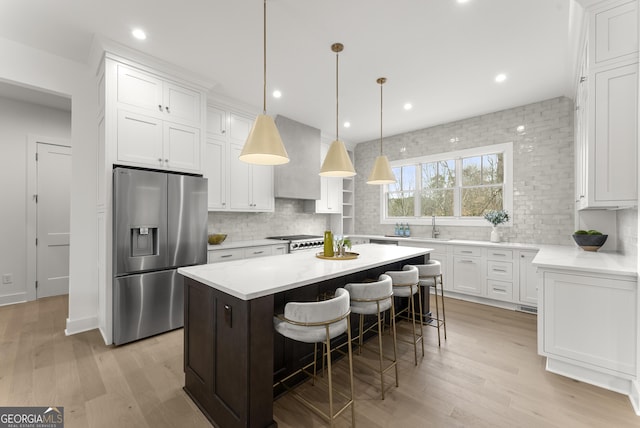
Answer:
[483,210,509,226]
[574,229,603,235]
[343,238,352,250]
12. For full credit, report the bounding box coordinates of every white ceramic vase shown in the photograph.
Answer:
[490,226,500,243]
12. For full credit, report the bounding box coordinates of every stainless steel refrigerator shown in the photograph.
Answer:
[113,167,207,345]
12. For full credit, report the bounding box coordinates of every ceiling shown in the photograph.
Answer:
[0,0,573,144]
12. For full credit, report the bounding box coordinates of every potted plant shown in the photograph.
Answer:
[483,210,510,243]
[572,229,608,251]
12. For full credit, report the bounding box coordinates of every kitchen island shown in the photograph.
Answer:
[178,243,430,428]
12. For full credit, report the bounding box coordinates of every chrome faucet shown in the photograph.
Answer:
[432,215,440,239]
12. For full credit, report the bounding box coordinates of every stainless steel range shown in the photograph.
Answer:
[267,235,324,252]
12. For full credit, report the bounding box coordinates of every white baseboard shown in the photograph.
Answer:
[630,379,640,415]
[65,315,99,336]
[98,326,111,346]
[0,292,27,307]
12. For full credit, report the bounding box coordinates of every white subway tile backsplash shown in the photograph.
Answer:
[354,97,576,245]
[207,199,331,242]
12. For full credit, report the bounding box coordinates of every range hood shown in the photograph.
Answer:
[274,115,321,200]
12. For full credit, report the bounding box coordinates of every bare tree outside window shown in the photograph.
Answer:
[385,150,505,220]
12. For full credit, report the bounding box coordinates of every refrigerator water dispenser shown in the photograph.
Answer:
[130,226,158,257]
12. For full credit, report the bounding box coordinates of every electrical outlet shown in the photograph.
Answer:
[2,274,12,284]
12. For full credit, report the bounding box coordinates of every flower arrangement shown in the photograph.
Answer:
[483,210,510,227]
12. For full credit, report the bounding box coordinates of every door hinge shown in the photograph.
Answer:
[35,238,38,246]
[35,152,38,161]
[35,281,38,289]
[34,194,38,203]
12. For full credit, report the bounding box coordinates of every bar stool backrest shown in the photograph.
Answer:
[345,274,393,315]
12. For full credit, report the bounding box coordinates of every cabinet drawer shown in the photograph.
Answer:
[243,246,274,259]
[487,249,513,260]
[208,248,243,263]
[487,280,513,302]
[487,260,513,280]
[454,246,482,257]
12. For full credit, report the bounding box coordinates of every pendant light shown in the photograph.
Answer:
[239,0,289,165]
[319,43,356,177]
[367,77,396,184]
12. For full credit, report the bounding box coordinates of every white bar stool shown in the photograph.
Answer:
[385,265,424,365]
[344,274,398,399]
[273,288,355,427]
[412,261,447,346]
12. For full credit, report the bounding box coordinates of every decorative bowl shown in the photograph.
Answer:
[572,234,607,252]
[208,233,227,245]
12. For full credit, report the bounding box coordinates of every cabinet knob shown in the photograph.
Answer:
[221,130,226,134]
[158,158,163,163]
[158,104,163,112]
[580,76,587,83]
[165,106,170,113]
[222,202,226,206]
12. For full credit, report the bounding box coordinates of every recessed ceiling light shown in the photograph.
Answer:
[495,73,507,83]
[403,103,413,111]
[272,90,282,99]
[132,28,147,40]
[457,0,471,3]
[343,121,351,128]
[516,125,525,133]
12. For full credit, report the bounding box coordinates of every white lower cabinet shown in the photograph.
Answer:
[208,243,287,263]
[208,248,244,263]
[243,246,273,259]
[396,240,539,308]
[452,246,483,296]
[538,268,637,393]
[486,280,513,302]
[518,250,538,306]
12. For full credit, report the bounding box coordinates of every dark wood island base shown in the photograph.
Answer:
[181,247,427,428]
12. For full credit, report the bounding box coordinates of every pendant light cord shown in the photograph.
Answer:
[335,48,339,141]
[379,80,383,156]
[262,0,267,115]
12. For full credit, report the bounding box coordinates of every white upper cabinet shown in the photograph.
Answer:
[313,141,343,213]
[112,62,204,173]
[204,104,273,212]
[204,137,228,210]
[207,106,227,138]
[590,63,638,205]
[590,0,638,68]
[117,64,201,125]
[575,0,638,209]
[229,142,274,211]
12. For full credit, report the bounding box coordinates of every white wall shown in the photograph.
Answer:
[0,37,99,334]
[0,97,71,304]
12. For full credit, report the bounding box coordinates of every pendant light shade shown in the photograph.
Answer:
[320,139,356,177]
[239,114,289,165]
[320,43,356,177]
[239,0,289,166]
[367,77,396,185]
[367,154,395,184]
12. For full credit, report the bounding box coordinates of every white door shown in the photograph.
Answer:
[37,143,72,298]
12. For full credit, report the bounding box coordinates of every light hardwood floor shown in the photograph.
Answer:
[0,295,637,427]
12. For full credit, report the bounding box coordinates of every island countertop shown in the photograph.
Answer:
[178,243,431,300]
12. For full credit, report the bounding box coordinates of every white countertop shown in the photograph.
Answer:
[353,234,638,277]
[208,238,284,251]
[532,246,637,277]
[179,243,431,300]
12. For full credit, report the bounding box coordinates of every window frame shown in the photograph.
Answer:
[379,142,513,227]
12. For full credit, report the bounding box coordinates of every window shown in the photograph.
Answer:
[381,143,512,226]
